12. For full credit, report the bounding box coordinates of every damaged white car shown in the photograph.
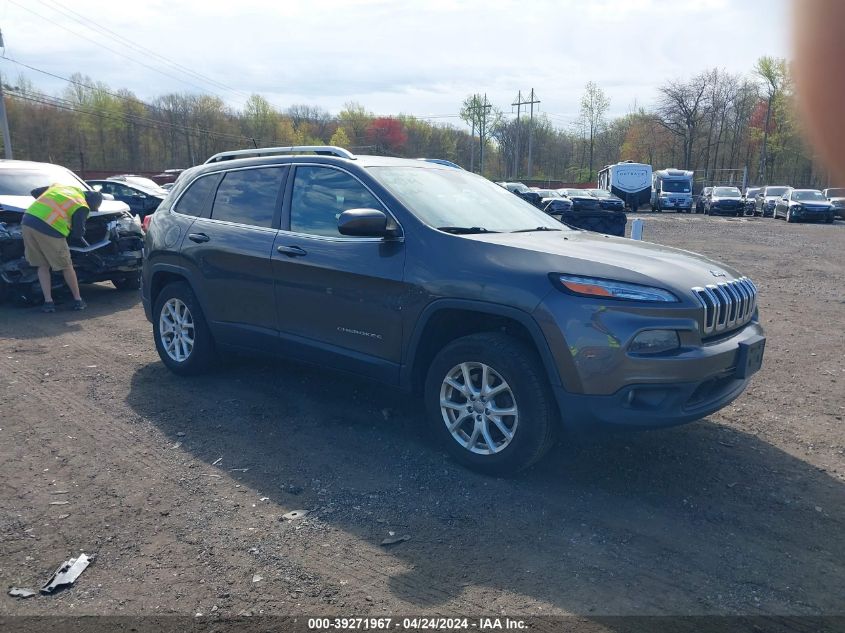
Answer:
[0,160,145,303]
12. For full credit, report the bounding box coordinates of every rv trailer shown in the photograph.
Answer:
[597,161,652,212]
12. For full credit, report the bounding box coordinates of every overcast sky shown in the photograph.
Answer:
[2,0,791,128]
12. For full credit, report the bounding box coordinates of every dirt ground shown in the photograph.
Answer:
[1,214,843,622]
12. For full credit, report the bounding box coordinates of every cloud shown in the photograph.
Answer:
[4,0,789,122]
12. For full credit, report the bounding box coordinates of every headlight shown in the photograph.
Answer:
[554,274,679,302]
[629,329,681,355]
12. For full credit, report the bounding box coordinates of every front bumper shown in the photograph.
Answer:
[709,205,742,215]
[658,198,691,211]
[0,229,143,290]
[791,210,835,222]
[533,295,765,429]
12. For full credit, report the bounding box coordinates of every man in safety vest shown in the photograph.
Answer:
[22,184,103,313]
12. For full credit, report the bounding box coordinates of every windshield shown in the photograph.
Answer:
[713,187,741,196]
[534,189,560,198]
[745,188,761,197]
[792,190,827,202]
[0,166,89,197]
[371,167,565,233]
[661,180,691,193]
[826,188,845,197]
[766,186,788,196]
[590,189,612,198]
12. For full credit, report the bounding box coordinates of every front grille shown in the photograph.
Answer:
[692,277,757,336]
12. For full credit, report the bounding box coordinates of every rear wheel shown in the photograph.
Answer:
[153,281,215,375]
[424,332,558,475]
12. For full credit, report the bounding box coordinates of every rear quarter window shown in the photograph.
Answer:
[173,174,219,217]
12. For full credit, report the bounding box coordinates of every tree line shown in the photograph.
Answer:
[1,55,828,189]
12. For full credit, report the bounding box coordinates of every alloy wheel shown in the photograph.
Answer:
[159,298,195,362]
[439,362,519,455]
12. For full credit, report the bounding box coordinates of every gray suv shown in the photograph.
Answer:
[142,146,766,474]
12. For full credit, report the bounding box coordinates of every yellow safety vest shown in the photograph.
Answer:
[25,185,88,237]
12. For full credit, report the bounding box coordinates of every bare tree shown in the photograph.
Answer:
[578,81,609,181]
[754,56,786,181]
[656,73,710,169]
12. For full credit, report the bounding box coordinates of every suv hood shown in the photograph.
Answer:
[464,229,742,297]
[0,195,130,218]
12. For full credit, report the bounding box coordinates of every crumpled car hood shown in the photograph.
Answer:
[0,195,130,218]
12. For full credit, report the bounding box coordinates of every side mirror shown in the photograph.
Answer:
[337,208,399,238]
[101,193,115,201]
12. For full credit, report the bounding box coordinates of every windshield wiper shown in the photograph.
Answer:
[437,226,499,234]
[511,226,561,233]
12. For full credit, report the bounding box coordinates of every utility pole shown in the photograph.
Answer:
[0,29,13,160]
[525,89,540,179]
[477,94,491,176]
[511,90,523,179]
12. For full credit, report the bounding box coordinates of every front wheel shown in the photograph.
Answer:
[785,209,793,223]
[153,281,215,375]
[424,332,558,475]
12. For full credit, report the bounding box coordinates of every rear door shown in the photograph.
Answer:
[179,166,287,350]
[271,164,407,383]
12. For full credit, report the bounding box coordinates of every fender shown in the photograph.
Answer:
[144,260,210,322]
[399,298,563,391]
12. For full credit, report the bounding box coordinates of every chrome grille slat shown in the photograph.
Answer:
[692,276,758,336]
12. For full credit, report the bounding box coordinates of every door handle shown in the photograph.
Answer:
[188,233,210,243]
[277,245,307,257]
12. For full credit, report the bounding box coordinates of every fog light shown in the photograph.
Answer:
[629,330,680,355]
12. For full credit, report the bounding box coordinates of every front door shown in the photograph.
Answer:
[271,164,407,383]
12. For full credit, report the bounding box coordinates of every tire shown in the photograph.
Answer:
[424,332,558,475]
[785,209,792,223]
[152,281,215,375]
[112,271,142,291]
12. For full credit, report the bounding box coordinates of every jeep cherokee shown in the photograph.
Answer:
[142,146,766,474]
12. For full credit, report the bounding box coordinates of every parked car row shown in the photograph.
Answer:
[692,184,842,223]
[749,185,840,223]
[495,182,627,237]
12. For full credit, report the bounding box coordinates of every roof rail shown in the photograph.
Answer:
[204,145,356,164]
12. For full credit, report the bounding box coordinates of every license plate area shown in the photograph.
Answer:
[736,336,765,379]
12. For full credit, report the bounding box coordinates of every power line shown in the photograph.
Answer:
[34,0,253,104]
[6,0,239,102]
[0,56,263,144]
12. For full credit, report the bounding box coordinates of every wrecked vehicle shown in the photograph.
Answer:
[0,160,145,302]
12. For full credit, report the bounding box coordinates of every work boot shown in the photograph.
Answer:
[41,301,56,313]
[72,299,86,311]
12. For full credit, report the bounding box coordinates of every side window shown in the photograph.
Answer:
[290,166,384,237]
[174,175,218,217]
[210,167,284,228]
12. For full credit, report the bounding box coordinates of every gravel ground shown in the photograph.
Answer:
[1,214,843,621]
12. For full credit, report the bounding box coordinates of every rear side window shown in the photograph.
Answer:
[174,175,218,217]
[290,166,383,237]
[210,167,284,228]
